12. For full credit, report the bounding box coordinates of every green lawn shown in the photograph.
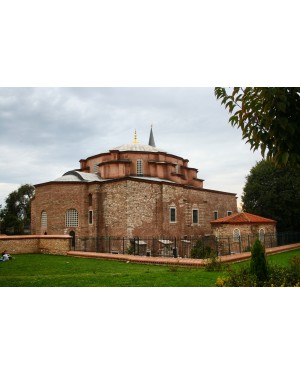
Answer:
[1,249,300,287]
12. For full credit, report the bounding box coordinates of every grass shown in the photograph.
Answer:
[1,249,300,287]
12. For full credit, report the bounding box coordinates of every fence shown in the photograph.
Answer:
[72,232,300,258]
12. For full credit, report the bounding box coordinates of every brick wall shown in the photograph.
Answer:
[0,235,71,255]
[32,178,238,239]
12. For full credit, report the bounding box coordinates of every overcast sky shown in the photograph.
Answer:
[0,87,261,208]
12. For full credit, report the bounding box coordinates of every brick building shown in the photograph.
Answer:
[31,128,238,248]
[211,212,277,253]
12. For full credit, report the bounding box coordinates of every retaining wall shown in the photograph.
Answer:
[0,235,71,255]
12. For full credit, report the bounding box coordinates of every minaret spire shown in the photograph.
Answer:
[133,129,139,144]
[148,124,156,147]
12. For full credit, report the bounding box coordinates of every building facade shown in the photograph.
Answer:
[211,212,277,253]
[31,129,238,247]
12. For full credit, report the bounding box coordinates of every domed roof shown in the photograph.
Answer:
[110,143,165,152]
[54,171,103,182]
[110,128,165,153]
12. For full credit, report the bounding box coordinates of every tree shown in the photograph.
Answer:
[214,87,300,167]
[0,184,35,234]
[250,239,268,283]
[242,160,300,232]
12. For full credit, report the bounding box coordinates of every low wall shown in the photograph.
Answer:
[0,235,71,255]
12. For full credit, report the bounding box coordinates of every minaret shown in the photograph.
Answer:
[148,125,156,147]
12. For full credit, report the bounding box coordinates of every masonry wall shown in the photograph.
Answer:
[31,178,238,244]
[0,235,71,255]
[212,223,276,238]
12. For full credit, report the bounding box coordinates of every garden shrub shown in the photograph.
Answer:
[217,256,300,287]
[191,241,213,259]
[205,252,224,272]
[249,239,268,282]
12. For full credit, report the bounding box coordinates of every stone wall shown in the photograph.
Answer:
[31,178,238,240]
[0,235,71,255]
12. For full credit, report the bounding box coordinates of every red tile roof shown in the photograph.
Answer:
[211,212,276,225]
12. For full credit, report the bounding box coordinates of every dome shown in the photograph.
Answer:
[110,143,165,152]
[54,171,103,182]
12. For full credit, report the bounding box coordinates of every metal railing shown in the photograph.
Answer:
[71,232,300,258]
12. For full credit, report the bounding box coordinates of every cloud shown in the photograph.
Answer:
[0,87,261,207]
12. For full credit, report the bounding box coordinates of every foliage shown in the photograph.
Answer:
[214,87,300,167]
[216,240,300,286]
[205,252,224,272]
[242,160,300,231]
[249,239,268,282]
[127,245,135,255]
[218,258,300,287]
[0,184,35,234]
[191,240,213,259]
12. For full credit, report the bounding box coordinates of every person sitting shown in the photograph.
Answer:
[1,250,12,261]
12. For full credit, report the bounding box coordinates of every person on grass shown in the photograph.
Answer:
[1,250,13,261]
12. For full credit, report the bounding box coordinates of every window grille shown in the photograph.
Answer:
[41,211,47,228]
[233,228,240,242]
[93,163,98,173]
[136,159,144,175]
[259,228,265,242]
[65,209,79,227]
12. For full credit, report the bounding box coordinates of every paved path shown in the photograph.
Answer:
[67,243,300,268]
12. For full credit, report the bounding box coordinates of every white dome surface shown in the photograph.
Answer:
[111,144,165,152]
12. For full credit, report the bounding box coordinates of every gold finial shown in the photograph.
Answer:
[133,129,139,144]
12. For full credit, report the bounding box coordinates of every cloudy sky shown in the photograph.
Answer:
[0,87,261,208]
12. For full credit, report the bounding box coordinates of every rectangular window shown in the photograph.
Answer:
[192,209,199,224]
[136,160,143,176]
[213,211,218,220]
[89,210,93,225]
[227,211,232,216]
[170,207,176,223]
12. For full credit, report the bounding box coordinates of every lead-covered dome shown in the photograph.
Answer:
[110,143,165,152]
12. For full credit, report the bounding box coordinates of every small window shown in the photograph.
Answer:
[88,210,93,225]
[88,193,92,207]
[65,209,79,227]
[213,211,218,220]
[227,211,232,216]
[259,228,265,242]
[93,163,98,173]
[170,207,176,223]
[233,228,240,242]
[192,209,199,224]
[136,159,144,176]
[41,211,47,229]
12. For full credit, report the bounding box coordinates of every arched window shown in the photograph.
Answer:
[259,228,265,242]
[65,209,79,227]
[233,228,240,242]
[41,211,47,229]
[136,159,143,176]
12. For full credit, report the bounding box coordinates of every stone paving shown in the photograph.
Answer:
[67,243,300,268]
